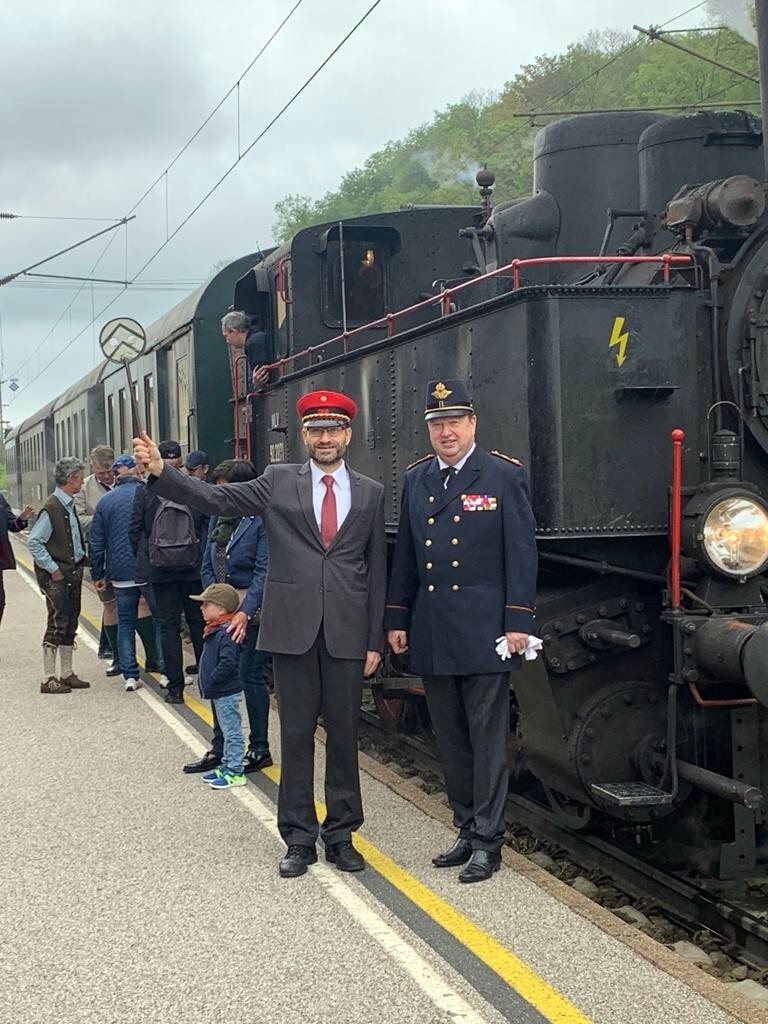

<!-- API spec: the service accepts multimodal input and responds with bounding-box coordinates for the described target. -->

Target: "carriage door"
[165,331,194,458]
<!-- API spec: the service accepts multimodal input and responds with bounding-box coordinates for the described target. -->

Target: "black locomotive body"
[236,109,768,879]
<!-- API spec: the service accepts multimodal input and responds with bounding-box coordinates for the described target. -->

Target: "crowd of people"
[8,346,538,884]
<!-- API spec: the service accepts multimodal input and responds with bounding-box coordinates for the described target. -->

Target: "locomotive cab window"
[320,227,399,329]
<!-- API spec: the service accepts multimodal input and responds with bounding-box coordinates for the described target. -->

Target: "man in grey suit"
[134,389,386,878]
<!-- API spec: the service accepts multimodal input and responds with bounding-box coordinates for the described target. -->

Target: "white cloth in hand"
[495,635,544,662]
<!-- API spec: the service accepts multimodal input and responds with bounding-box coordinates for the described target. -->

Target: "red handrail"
[254,252,693,382]
[232,353,246,459]
[669,428,685,609]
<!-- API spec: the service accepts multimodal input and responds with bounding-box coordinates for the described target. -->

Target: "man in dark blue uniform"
[385,379,537,882]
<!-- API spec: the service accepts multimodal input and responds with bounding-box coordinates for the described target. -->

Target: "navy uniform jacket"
[384,445,537,676]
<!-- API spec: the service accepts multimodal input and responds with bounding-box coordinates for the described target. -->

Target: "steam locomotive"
[10,98,768,880]
[230,107,768,879]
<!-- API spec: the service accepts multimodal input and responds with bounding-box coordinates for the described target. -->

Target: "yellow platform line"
[16,550,591,1023]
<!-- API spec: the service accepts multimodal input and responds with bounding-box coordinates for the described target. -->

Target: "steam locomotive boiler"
[232,105,768,879]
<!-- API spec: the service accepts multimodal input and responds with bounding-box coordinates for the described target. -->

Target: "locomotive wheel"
[371,685,423,734]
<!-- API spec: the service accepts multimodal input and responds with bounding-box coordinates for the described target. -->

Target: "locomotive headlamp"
[699,495,768,578]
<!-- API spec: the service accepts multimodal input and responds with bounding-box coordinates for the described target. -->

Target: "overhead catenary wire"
[7,0,306,385]
[8,0,384,403]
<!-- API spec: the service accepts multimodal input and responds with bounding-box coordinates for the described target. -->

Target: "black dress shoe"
[432,837,472,868]
[165,692,184,705]
[105,662,121,677]
[325,840,365,872]
[279,845,317,878]
[244,750,273,774]
[183,751,222,774]
[458,850,501,883]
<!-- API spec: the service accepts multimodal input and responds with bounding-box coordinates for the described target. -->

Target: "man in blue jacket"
[184,459,271,776]
[90,456,165,694]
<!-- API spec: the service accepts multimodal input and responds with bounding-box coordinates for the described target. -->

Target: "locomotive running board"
[590,782,674,807]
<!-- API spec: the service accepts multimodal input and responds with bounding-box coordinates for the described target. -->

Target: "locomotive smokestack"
[757,0,768,180]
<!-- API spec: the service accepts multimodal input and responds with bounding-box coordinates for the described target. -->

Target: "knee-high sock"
[104,623,118,659]
[136,616,158,666]
[43,645,56,681]
[59,645,74,678]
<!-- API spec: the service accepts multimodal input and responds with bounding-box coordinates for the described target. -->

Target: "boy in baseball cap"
[190,583,246,789]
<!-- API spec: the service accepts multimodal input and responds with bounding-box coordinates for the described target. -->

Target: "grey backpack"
[149,499,198,569]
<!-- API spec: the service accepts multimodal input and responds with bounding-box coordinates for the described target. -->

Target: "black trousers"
[423,672,510,852]
[272,631,364,847]
[152,578,204,696]
[0,570,5,624]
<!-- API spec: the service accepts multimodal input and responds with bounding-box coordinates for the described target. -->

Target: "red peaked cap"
[296,390,357,427]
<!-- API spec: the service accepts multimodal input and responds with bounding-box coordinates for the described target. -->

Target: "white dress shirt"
[437,443,476,483]
[310,460,351,531]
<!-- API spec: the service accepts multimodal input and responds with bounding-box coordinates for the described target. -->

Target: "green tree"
[272,23,759,242]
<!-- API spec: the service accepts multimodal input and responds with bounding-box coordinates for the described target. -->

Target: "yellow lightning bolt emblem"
[609,316,630,367]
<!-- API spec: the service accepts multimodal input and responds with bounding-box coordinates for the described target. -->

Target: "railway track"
[360,702,768,977]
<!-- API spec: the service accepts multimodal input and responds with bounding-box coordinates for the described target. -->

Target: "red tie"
[321,474,337,548]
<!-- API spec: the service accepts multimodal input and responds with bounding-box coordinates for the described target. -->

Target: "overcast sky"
[0,0,715,422]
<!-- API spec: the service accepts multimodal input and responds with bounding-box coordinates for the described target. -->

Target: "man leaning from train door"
[134,390,386,878]
[385,378,538,882]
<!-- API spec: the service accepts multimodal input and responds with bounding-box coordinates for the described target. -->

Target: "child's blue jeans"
[212,692,245,775]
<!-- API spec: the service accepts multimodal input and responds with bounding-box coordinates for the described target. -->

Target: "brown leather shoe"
[60,673,90,689]
[40,676,72,694]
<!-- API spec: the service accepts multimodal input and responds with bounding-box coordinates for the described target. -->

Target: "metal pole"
[756,0,768,181]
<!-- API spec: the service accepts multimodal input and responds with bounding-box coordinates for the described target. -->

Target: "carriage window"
[176,356,189,448]
[118,389,126,452]
[144,374,154,439]
[106,394,115,451]
[323,240,388,328]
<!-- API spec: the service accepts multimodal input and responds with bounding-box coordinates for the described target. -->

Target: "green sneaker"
[208,771,246,789]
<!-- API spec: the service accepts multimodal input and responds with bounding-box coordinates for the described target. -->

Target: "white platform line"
[139,689,490,1024]
[17,565,489,1022]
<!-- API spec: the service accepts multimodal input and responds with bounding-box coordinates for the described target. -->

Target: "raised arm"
[149,463,274,519]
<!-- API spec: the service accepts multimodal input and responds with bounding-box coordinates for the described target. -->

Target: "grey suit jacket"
[150,462,386,660]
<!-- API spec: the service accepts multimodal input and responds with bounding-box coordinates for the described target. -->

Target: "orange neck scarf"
[203,612,236,638]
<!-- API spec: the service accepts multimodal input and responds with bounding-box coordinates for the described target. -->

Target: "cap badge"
[320,394,328,402]
[432,382,452,401]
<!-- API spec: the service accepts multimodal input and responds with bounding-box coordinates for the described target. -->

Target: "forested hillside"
[273,21,759,241]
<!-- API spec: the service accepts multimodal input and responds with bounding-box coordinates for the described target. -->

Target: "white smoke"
[707,0,756,45]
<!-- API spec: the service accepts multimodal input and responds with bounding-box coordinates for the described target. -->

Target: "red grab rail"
[669,428,685,610]
[231,251,694,444]
[257,252,693,382]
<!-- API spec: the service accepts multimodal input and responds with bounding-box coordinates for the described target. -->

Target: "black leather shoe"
[432,837,473,868]
[183,751,222,774]
[325,840,365,872]
[105,662,121,677]
[458,850,501,883]
[279,845,317,878]
[165,692,184,705]
[244,750,273,774]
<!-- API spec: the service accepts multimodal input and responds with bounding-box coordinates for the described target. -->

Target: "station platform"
[2,552,765,1024]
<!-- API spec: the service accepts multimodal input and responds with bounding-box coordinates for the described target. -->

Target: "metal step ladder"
[590,782,675,807]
